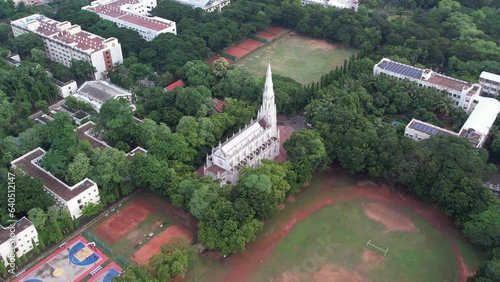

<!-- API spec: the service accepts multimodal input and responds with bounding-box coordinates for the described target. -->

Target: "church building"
[204,62,280,185]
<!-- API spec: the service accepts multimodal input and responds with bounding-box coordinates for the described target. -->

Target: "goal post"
[365,239,389,256]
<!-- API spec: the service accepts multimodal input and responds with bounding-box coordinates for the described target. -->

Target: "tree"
[32,239,40,255]
[177,60,216,87]
[149,238,191,280]
[464,204,500,248]
[212,57,229,77]
[20,254,27,264]
[119,265,155,281]
[27,208,48,231]
[81,202,103,217]
[12,33,43,58]
[41,150,69,180]
[69,60,96,81]
[128,154,174,193]
[66,153,90,185]
[97,99,135,144]
[284,129,329,183]
[90,148,128,204]
[1,174,54,215]
[0,260,7,277]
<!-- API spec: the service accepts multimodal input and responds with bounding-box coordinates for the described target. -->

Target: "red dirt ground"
[130,224,195,265]
[93,198,157,244]
[218,167,472,282]
[274,125,294,162]
[363,202,418,233]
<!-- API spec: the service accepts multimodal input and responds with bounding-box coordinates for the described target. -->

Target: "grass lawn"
[249,201,459,282]
[234,32,357,84]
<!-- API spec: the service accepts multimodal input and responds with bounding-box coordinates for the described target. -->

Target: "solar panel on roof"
[413,121,439,135]
[382,61,423,79]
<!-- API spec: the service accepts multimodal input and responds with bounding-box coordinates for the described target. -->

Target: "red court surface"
[255,26,290,41]
[15,236,108,282]
[93,198,157,244]
[130,224,194,265]
[225,39,265,59]
[87,262,122,282]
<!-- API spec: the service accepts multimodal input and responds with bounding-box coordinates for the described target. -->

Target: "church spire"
[258,61,277,128]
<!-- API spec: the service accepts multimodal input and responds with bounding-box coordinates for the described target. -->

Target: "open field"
[185,166,484,282]
[234,32,357,84]
[87,191,196,264]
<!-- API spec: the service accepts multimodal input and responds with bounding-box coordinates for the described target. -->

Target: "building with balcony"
[479,71,500,97]
[0,218,39,267]
[300,0,359,11]
[374,58,482,113]
[82,0,177,41]
[11,14,123,80]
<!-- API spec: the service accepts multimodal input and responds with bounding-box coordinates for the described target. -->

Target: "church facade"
[204,62,280,185]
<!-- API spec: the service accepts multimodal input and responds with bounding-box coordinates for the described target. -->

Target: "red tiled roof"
[206,164,226,175]
[212,98,225,113]
[427,74,470,92]
[164,80,185,91]
[258,119,268,128]
[86,0,173,32]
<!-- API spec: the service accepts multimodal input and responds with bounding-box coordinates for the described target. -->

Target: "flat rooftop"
[84,0,174,32]
[11,148,95,201]
[126,146,147,159]
[11,15,110,54]
[480,71,500,83]
[407,119,457,137]
[427,73,470,92]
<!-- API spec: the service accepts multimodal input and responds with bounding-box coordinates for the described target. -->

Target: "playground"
[16,236,107,282]
[185,166,484,282]
[86,262,122,282]
[235,32,357,84]
[88,190,196,263]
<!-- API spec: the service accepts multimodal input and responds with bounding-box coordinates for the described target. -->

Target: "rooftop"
[75,121,111,150]
[480,71,500,83]
[217,118,267,157]
[11,14,112,54]
[164,79,185,91]
[77,80,131,102]
[126,146,147,159]
[83,0,174,32]
[427,73,470,92]
[376,59,422,79]
[206,164,226,175]
[0,218,34,245]
[73,110,90,120]
[11,148,96,201]
[459,97,500,136]
[407,119,457,137]
[212,98,225,113]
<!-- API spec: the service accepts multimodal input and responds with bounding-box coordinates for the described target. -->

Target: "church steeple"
[258,61,277,128]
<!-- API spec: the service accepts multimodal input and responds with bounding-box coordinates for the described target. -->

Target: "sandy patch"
[363,202,417,233]
[312,264,362,282]
[308,39,335,50]
[278,203,285,210]
[287,196,296,203]
[357,249,384,273]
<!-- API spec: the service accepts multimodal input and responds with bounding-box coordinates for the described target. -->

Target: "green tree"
[32,239,40,255]
[464,204,500,248]
[66,153,91,185]
[12,33,43,58]
[20,254,27,264]
[69,59,97,81]
[81,202,103,217]
[0,260,7,277]
[27,208,47,231]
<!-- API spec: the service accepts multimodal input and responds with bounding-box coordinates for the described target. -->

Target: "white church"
[203,62,280,185]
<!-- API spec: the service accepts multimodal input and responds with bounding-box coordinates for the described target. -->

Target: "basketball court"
[16,236,108,282]
[86,262,122,282]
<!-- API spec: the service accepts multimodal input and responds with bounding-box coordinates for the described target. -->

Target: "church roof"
[217,118,267,157]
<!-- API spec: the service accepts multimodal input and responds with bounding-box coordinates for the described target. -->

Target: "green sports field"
[250,201,460,282]
[234,32,357,84]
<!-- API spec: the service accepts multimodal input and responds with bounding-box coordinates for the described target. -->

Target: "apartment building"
[11,148,101,219]
[11,14,123,80]
[479,71,500,97]
[82,0,176,41]
[0,218,38,267]
[300,0,359,11]
[74,80,133,112]
[172,0,231,12]
[374,58,482,113]
[13,0,52,6]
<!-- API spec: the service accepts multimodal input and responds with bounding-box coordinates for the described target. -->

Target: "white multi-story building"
[404,119,458,142]
[203,63,280,185]
[0,218,38,267]
[11,14,123,80]
[11,148,101,219]
[12,0,52,6]
[50,77,78,98]
[404,97,500,148]
[479,71,500,97]
[82,0,176,41]
[74,80,133,112]
[172,0,231,12]
[374,58,482,113]
[301,0,359,11]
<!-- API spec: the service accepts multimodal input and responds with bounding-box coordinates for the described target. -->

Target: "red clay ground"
[93,198,157,244]
[216,167,472,282]
[130,224,194,265]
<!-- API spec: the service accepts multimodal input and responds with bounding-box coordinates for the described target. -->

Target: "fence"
[117,255,130,266]
[249,34,269,44]
[83,230,113,256]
